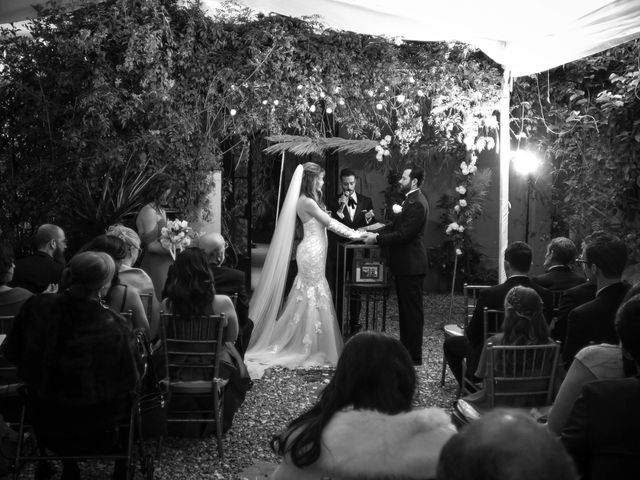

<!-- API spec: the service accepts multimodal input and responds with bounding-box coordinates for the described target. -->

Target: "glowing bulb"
[339,99,345,106]
[512,151,541,176]
[326,107,333,114]
[320,91,325,98]
[310,105,316,112]
[376,103,383,110]
[230,109,237,116]
[396,94,405,103]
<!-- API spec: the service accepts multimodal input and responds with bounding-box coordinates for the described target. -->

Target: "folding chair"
[453,341,561,427]
[458,308,504,397]
[160,312,227,459]
[440,284,491,386]
[138,292,154,319]
[549,290,564,334]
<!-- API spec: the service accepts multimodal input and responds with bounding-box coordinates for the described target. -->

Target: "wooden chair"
[549,290,564,334]
[160,312,227,459]
[440,284,491,386]
[453,341,561,427]
[138,292,154,319]
[459,308,504,397]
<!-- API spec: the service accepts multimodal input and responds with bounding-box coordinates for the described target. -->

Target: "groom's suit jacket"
[377,189,428,276]
[328,192,375,230]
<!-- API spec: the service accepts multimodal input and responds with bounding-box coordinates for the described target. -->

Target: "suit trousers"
[395,274,425,362]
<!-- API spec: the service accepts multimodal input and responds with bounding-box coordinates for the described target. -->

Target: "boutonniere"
[392,204,403,214]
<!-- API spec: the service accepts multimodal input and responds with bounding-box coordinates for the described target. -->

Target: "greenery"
[512,40,640,259]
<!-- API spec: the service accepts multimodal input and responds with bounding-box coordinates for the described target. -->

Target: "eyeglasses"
[575,258,588,265]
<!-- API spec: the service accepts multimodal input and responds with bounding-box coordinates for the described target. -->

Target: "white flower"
[456,248,463,255]
[262,100,268,105]
[339,99,345,105]
[460,161,468,170]
[181,220,188,229]
[455,185,467,195]
[459,199,467,207]
[376,103,383,110]
[161,227,168,236]
[326,107,333,114]
[384,86,390,92]
[396,94,405,103]
[384,135,392,143]
[392,204,403,214]
[383,149,390,157]
[454,205,460,213]
[409,76,415,83]
[379,139,387,147]
[458,225,465,232]
[448,222,460,231]
[461,167,469,175]
[297,84,303,90]
[375,145,383,152]
[320,91,325,98]
[446,226,453,235]
[310,105,316,112]
[417,89,424,97]
[468,165,478,174]
[367,90,374,97]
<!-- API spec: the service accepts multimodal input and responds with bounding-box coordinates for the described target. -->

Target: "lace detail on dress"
[245,218,344,378]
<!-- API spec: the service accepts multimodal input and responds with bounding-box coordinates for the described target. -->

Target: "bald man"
[198,232,253,356]
[11,224,67,293]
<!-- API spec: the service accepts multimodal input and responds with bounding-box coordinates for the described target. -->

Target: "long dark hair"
[501,286,549,345]
[300,162,325,208]
[165,247,215,318]
[271,332,416,467]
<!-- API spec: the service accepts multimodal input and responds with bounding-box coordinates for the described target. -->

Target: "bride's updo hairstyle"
[300,162,325,208]
[62,251,115,298]
[271,331,416,468]
[502,286,549,345]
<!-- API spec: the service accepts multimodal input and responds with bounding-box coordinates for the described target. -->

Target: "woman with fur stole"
[270,331,456,480]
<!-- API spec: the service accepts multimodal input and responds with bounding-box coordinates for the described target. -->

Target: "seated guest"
[80,235,151,336]
[461,286,557,409]
[106,224,160,339]
[444,241,553,385]
[0,241,32,316]
[562,231,629,367]
[561,294,640,479]
[163,247,247,434]
[438,410,577,480]
[198,232,253,356]
[533,237,585,291]
[552,281,597,344]
[271,332,456,480]
[11,224,67,293]
[3,252,140,480]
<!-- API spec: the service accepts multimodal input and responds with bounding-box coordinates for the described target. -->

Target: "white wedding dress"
[245,217,344,379]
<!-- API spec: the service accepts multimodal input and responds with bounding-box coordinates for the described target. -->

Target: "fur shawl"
[271,407,456,480]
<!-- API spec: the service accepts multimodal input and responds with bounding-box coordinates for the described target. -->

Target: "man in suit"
[198,232,253,356]
[11,224,67,293]
[552,281,597,343]
[364,165,428,365]
[533,237,585,291]
[443,241,553,385]
[562,231,629,367]
[328,168,375,334]
[561,294,640,479]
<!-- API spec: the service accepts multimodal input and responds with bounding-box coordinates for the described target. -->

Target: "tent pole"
[498,67,511,283]
[276,151,285,220]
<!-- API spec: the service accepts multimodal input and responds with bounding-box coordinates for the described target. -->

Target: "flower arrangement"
[160,219,192,260]
[374,135,392,161]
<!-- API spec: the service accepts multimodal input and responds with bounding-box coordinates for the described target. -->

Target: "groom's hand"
[363,233,378,245]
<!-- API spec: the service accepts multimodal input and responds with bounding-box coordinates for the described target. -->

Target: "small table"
[336,243,390,335]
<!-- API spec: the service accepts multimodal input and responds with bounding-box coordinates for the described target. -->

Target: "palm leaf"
[264,135,379,157]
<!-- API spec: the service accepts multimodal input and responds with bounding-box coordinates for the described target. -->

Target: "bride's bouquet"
[160,219,192,260]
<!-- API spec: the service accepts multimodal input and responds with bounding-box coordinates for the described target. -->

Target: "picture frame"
[354,260,385,283]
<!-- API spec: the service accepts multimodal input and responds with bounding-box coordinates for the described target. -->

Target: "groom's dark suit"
[377,189,428,363]
[327,192,375,331]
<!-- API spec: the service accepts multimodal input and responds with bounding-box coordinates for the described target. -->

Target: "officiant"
[327,168,375,334]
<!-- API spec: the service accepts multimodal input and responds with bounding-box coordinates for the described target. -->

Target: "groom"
[364,165,428,365]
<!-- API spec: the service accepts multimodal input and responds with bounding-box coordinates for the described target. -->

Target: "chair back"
[160,312,227,384]
[228,293,238,308]
[482,308,504,340]
[0,316,19,391]
[550,289,563,322]
[485,341,561,409]
[463,284,491,328]
[138,292,154,318]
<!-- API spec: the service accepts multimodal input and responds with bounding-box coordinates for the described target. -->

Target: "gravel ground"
[20,293,463,480]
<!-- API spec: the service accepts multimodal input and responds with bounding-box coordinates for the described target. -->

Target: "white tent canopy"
[3,0,640,279]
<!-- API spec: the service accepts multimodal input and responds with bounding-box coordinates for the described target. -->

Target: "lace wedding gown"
[245,217,344,378]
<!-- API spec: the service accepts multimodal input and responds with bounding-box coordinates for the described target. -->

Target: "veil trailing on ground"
[247,164,304,351]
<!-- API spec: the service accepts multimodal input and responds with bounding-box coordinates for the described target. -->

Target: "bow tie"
[347,197,357,208]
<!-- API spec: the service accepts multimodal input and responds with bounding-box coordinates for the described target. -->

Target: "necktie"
[347,196,356,208]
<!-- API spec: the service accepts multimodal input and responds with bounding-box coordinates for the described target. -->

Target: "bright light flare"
[512,150,541,176]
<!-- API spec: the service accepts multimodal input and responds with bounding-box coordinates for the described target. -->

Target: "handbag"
[134,329,169,439]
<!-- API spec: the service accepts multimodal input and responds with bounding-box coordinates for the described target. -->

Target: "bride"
[246,162,365,379]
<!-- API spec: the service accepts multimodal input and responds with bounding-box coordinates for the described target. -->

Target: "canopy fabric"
[231,0,640,77]
[3,0,640,76]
